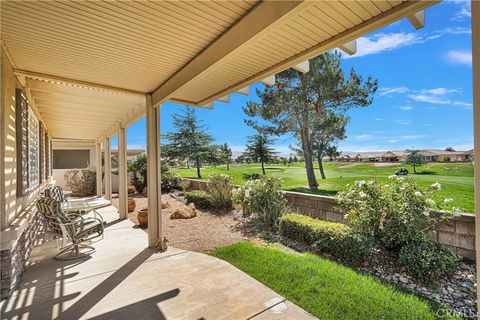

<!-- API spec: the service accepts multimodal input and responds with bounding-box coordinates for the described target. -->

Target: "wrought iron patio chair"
[36,197,104,260]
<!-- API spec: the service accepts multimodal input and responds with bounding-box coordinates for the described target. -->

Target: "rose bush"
[336,176,463,250]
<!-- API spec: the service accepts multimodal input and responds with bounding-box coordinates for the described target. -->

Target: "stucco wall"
[182,178,476,260]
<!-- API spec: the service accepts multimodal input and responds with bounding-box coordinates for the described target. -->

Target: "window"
[53,150,90,169]
[15,88,43,194]
[27,106,40,188]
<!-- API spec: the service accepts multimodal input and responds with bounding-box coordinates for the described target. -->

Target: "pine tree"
[244,52,377,188]
[162,107,214,178]
[243,132,276,175]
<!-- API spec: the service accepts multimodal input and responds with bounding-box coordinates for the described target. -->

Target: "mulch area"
[111,193,256,253]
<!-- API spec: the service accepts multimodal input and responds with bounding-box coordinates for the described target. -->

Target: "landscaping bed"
[213,242,459,320]
[113,193,255,253]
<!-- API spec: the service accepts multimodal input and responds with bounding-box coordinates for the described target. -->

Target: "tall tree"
[162,107,214,178]
[405,149,426,174]
[243,132,276,175]
[312,111,348,179]
[219,143,233,170]
[244,52,378,188]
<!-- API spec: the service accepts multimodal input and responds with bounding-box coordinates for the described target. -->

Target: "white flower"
[425,198,436,206]
[431,182,442,190]
[444,198,453,204]
[388,175,397,180]
[423,210,430,217]
[344,214,349,219]
[452,207,465,217]
[358,191,367,198]
[355,180,366,187]
[414,191,423,197]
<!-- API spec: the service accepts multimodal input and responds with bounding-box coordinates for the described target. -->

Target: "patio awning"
[1,0,437,140]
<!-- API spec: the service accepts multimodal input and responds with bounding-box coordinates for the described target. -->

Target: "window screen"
[53,150,90,169]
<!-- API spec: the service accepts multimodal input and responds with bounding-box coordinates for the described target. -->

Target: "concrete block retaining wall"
[181,178,476,260]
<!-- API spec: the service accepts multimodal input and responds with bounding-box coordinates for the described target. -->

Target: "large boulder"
[170,203,196,219]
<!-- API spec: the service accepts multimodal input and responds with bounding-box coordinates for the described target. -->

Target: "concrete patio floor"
[0,204,317,320]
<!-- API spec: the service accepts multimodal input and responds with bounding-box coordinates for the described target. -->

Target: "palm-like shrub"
[207,174,234,209]
[233,176,289,229]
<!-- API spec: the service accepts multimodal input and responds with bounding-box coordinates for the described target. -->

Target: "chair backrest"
[36,197,74,238]
[44,186,68,202]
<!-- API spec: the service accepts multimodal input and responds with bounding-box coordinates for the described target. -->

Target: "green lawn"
[171,161,475,213]
[212,242,458,320]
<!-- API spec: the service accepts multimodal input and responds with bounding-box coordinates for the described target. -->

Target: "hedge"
[279,213,372,263]
[185,190,212,209]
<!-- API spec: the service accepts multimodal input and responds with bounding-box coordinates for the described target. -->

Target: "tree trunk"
[318,156,326,179]
[304,148,318,188]
[227,162,229,170]
[195,156,201,179]
[413,163,417,174]
[261,160,266,175]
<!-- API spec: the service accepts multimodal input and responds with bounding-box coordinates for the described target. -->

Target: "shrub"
[207,174,234,209]
[127,154,147,193]
[185,190,212,209]
[64,168,96,196]
[399,238,460,283]
[243,173,262,181]
[279,214,372,263]
[179,179,191,193]
[336,177,462,250]
[233,177,289,229]
[161,172,180,192]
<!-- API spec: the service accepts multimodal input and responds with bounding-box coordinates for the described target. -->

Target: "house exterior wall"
[52,141,96,191]
[182,178,475,260]
[1,49,52,298]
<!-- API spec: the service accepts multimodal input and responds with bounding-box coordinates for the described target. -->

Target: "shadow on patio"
[0,205,316,320]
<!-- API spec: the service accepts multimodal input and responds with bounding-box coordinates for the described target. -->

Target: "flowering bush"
[336,177,462,250]
[233,177,289,229]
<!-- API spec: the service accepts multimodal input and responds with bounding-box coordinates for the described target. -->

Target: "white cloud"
[379,85,472,109]
[400,134,429,140]
[449,0,471,20]
[394,119,411,126]
[408,94,472,108]
[344,26,471,59]
[399,106,413,111]
[374,118,384,121]
[353,134,374,141]
[345,33,422,58]
[379,87,410,96]
[444,50,472,66]
[420,88,460,95]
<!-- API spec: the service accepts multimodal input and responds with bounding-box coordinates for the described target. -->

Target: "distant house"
[381,150,407,162]
[419,149,470,162]
[333,149,472,163]
[356,152,386,162]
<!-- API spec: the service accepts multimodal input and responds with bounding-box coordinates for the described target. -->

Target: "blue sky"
[114,1,473,155]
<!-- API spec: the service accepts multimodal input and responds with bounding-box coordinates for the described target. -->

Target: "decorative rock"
[399,276,409,284]
[161,202,171,209]
[170,203,197,219]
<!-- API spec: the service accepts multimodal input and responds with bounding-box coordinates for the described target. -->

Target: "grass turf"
[171,161,475,213]
[212,242,458,320]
